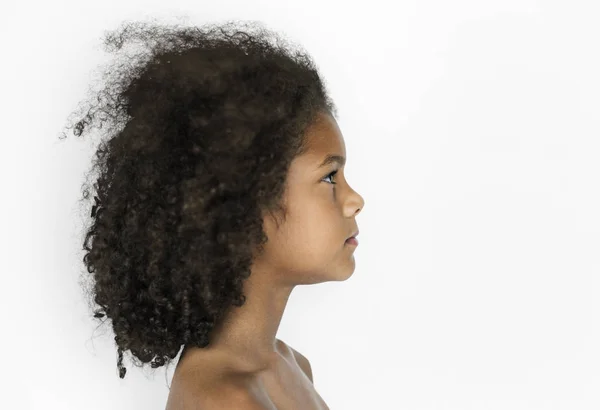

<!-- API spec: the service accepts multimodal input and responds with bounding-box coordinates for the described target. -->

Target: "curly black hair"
[59,18,337,380]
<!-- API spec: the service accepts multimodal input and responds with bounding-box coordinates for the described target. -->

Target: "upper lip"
[348,229,359,239]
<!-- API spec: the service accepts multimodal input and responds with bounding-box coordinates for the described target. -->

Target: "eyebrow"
[317,154,346,169]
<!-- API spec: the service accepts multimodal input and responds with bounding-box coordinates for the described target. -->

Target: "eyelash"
[322,170,338,185]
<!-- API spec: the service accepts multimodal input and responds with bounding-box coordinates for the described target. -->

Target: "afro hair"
[60,18,337,379]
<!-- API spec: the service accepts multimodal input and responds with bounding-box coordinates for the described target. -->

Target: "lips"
[347,229,359,240]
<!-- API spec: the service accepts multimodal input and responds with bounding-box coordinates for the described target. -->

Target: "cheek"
[286,223,342,261]
[282,199,342,254]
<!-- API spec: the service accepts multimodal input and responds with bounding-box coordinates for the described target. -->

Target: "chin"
[334,258,356,281]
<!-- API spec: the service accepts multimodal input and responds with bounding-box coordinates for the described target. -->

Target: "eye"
[322,170,338,185]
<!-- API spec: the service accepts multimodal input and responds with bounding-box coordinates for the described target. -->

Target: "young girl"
[64,19,364,409]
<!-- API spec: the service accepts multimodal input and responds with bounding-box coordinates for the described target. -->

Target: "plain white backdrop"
[1,0,599,409]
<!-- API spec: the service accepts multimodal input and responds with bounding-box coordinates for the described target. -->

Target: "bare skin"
[166,111,365,409]
[167,339,328,409]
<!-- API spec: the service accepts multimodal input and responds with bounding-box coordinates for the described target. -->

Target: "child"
[63,18,364,409]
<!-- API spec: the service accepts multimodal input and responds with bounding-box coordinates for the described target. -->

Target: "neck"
[179,268,296,374]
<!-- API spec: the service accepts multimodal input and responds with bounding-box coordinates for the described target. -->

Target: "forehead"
[286,113,346,186]
[303,113,346,160]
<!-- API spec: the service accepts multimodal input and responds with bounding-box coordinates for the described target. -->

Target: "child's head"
[63,19,362,379]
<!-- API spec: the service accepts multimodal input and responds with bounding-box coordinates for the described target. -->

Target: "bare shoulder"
[166,375,277,410]
[280,340,314,383]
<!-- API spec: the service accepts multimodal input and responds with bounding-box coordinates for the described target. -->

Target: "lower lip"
[345,237,358,246]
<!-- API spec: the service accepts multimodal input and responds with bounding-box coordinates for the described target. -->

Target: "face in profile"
[253,112,365,285]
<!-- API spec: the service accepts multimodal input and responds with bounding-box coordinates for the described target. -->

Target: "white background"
[2,0,599,409]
